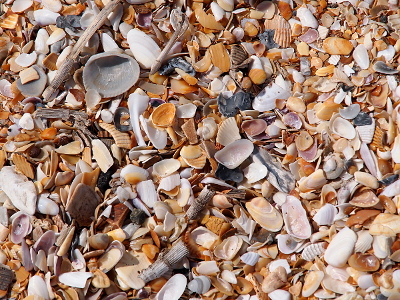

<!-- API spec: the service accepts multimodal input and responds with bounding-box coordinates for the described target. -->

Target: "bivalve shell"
[246,197,283,232]
[214,236,243,260]
[354,230,373,253]
[324,227,357,268]
[216,117,241,146]
[330,116,356,139]
[215,139,254,169]
[281,195,311,239]
[127,29,161,69]
[302,271,324,297]
[188,276,211,294]
[240,252,260,266]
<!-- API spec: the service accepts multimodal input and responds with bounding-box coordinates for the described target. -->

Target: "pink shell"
[11,213,32,244]
[298,138,317,161]
[241,119,268,137]
[299,28,319,44]
[283,112,302,129]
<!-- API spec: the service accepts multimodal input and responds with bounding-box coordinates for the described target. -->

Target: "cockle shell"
[281,196,311,239]
[188,276,211,294]
[127,29,161,69]
[151,103,176,128]
[302,271,324,297]
[355,230,373,253]
[324,227,357,268]
[215,139,254,169]
[312,204,336,226]
[216,117,241,146]
[83,52,139,97]
[246,197,283,232]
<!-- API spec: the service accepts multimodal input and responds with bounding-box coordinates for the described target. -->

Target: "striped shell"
[356,119,375,144]
[99,123,132,149]
[301,242,327,261]
[264,15,291,48]
[230,44,248,67]
[354,230,373,253]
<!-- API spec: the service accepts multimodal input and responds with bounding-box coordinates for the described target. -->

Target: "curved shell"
[301,242,327,261]
[302,271,324,297]
[246,197,283,232]
[11,213,32,244]
[241,119,268,137]
[277,234,304,254]
[312,204,336,226]
[98,240,125,273]
[215,139,254,169]
[16,65,47,97]
[281,196,311,239]
[214,236,243,260]
[216,117,241,146]
[324,227,357,268]
[339,103,360,120]
[153,159,181,177]
[240,252,260,266]
[243,162,268,183]
[330,116,356,139]
[83,52,139,97]
[349,187,379,207]
[121,164,149,184]
[151,103,176,127]
[188,276,211,294]
[127,28,161,69]
[357,120,375,144]
[155,274,187,300]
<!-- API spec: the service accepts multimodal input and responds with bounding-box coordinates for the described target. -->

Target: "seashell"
[322,275,356,294]
[373,61,399,74]
[324,227,357,268]
[140,116,167,150]
[209,42,231,73]
[323,37,354,55]
[216,117,241,146]
[275,234,302,254]
[136,180,157,208]
[268,289,291,300]
[121,164,149,184]
[215,139,254,169]
[249,56,267,85]
[127,29,161,69]
[330,116,356,139]
[221,269,237,284]
[353,44,369,69]
[283,112,302,129]
[241,119,268,137]
[17,65,47,97]
[210,2,225,22]
[252,82,291,112]
[348,253,380,272]
[298,169,327,193]
[301,242,327,261]
[153,201,171,220]
[153,159,180,177]
[0,166,37,215]
[240,252,260,266]
[196,261,220,276]
[349,187,379,207]
[28,275,50,299]
[263,15,291,48]
[357,122,375,145]
[295,131,313,151]
[296,7,318,28]
[231,44,248,67]
[243,162,268,183]
[98,240,125,273]
[15,52,37,68]
[199,117,217,140]
[181,145,202,160]
[214,236,243,260]
[217,0,233,11]
[392,136,400,164]
[176,103,196,119]
[188,276,211,294]
[99,122,132,149]
[370,213,400,236]
[262,266,287,293]
[246,197,283,232]
[92,139,114,173]
[55,141,83,155]
[33,9,60,26]
[302,270,324,297]
[83,52,139,98]
[12,152,34,179]
[281,195,311,239]
[354,171,379,189]
[339,104,360,119]
[312,204,336,226]
[191,226,219,249]
[89,233,110,250]
[59,272,93,288]
[11,213,31,244]
[151,103,176,128]
[37,194,59,215]
[46,28,65,45]
[12,0,33,13]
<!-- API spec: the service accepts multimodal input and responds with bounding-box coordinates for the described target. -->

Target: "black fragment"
[379,174,399,186]
[353,112,372,126]
[56,15,82,31]
[97,164,117,194]
[130,208,147,225]
[215,164,243,183]
[218,92,254,117]
[159,57,195,76]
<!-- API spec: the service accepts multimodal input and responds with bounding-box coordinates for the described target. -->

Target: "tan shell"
[349,187,379,207]
[246,197,283,232]
[295,131,314,151]
[264,15,291,48]
[0,13,19,29]
[209,43,231,73]
[151,103,176,128]
[12,153,34,179]
[99,123,132,149]
[19,67,39,84]
[216,117,241,146]
[42,52,58,71]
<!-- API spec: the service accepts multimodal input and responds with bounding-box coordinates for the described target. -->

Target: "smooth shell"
[246,197,283,232]
[215,139,254,169]
[324,227,357,268]
[281,196,311,239]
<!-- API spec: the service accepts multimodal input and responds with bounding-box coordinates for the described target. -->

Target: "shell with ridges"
[324,227,357,268]
[354,230,373,253]
[301,242,327,261]
[216,117,241,146]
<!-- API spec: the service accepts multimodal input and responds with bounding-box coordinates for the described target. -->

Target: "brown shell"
[0,14,19,29]
[348,253,380,272]
[210,42,231,73]
[99,122,132,149]
[349,187,379,207]
[231,44,248,67]
[370,125,385,151]
[12,153,34,179]
[42,53,59,71]
[264,15,292,48]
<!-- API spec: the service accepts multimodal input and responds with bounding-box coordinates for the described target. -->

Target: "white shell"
[46,28,65,45]
[217,0,234,11]
[277,234,304,254]
[268,289,291,300]
[353,44,369,69]
[15,52,37,68]
[128,93,150,147]
[199,117,217,140]
[12,0,33,12]
[101,32,120,52]
[176,103,197,118]
[297,7,319,28]
[153,201,171,220]
[358,274,376,290]
[28,275,50,300]
[92,139,114,173]
[324,227,357,268]
[191,227,219,249]
[339,104,360,119]
[325,265,349,282]
[243,162,268,183]
[215,139,254,169]
[196,261,220,275]
[153,159,181,177]
[302,270,324,297]
[356,119,375,144]
[214,236,243,260]
[301,242,327,261]
[59,272,93,288]
[85,89,101,110]
[269,259,291,274]
[354,171,379,189]
[188,276,211,294]
[136,180,158,208]
[312,204,336,226]
[121,164,149,182]
[127,29,161,69]
[281,196,311,240]
[354,230,373,253]
[253,83,291,111]
[210,2,225,21]
[33,9,60,26]
[140,116,167,150]
[330,116,356,139]
[37,195,59,215]
[155,274,187,300]
[221,269,237,284]
[19,113,35,130]
[42,0,62,12]
[240,252,260,266]
[322,275,355,294]
[216,117,241,146]
[373,235,393,259]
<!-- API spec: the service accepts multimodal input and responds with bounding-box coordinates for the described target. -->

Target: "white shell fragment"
[92,139,114,173]
[127,29,161,69]
[215,139,254,169]
[324,227,357,268]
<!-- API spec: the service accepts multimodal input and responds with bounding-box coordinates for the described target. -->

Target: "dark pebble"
[130,208,147,225]
[28,146,41,158]
[114,107,132,132]
[97,165,117,194]
[159,57,195,76]
[215,164,243,183]
[258,30,280,49]
[56,15,81,31]
[217,94,237,117]
[353,112,372,126]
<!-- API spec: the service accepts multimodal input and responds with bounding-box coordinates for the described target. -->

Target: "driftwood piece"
[252,146,295,193]
[42,0,123,101]
[185,185,215,220]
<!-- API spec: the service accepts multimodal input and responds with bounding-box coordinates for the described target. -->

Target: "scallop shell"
[188,276,211,294]
[99,123,132,149]
[215,139,254,169]
[264,15,291,48]
[16,65,47,97]
[216,117,241,146]
[230,44,248,67]
[240,252,260,266]
[246,197,283,232]
[281,195,311,240]
[324,227,357,268]
[354,230,373,253]
[357,119,375,144]
[312,203,336,226]
[83,52,139,97]
[301,242,327,261]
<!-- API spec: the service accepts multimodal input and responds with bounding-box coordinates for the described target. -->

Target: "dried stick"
[185,185,215,220]
[42,0,123,101]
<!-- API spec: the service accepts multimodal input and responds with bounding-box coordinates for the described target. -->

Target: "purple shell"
[21,97,42,104]
[136,12,152,28]
[299,28,319,44]
[22,238,34,271]
[298,138,318,161]
[11,213,31,244]
[33,230,56,255]
[283,112,302,129]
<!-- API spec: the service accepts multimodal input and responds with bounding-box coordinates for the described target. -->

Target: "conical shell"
[357,121,375,144]
[324,227,357,268]
[246,197,283,232]
[216,117,241,146]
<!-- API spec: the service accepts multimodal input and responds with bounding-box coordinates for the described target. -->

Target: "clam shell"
[151,103,176,128]
[301,242,327,261]
[253,82,291,112]
[98,240,125,273]
[216,117,241,146]
[16,65,47,97]
[241,119,268,137]
[324,227,357,268]
[191,226,219,249]
[312,204,336,226]
[354,171,379,189]
[322,275,355,294]
[330,116,356,139]
[264,15,291,47]
[302,271,324,297]
[323,37,354,55]
[281,195,311,239]
[240,252,260,266]
[127,28,161,69]
[353,44,369,69]
[243,162,268,183]
[136,180,158,208]
[83,52,139,97]
[196,261,220,275]
[199,117,217,140]
[140,116,167,150]
[373,235,393,258]
[246,197,283,232]
[28,275,50,299]
[121,164,149,184]
[154,274,187,300]
[188,276,211,294]
[215,139,254,169]
[339,104,360,120]
[268,289,291,300]
[153,159,181,177]
[92,139,114,173]
[11,213,32,244]
[277,234,304,254]
[59,272,93,288]
[214,236,243,260]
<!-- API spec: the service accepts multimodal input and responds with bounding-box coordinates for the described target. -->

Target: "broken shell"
[240,252,260,266]
[330,116,356,139]
[83,52,139,97]
[216,117,241,146]
[59,272,93,288]
[298,169,327,193]
[88,233,110,250]
[301,242,327,261]
[246,197,283,232]
[349,187,379,207]
[339,104,360,120]
[313,204,336,226]
[151,103,176,127]
[281,195,311,239]
[354,171,379,189]
[188,276,211,294]
[323,37,354,55]
[295,131,314,151]
[11,213,31,244]
[121,164,149,184]
[16,65,47,97]
[302,271,324,297]
[324,227,357,268]
[348,253,380,272]
[98,240,125,273]
[355,230,373,253]
[214,236,243,260]
[215,139,254,169]
[153,159,180,177]
[262,266,287,293]
[92,139,114,173]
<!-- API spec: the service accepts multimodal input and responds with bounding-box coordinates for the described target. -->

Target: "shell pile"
[2,0,400,299]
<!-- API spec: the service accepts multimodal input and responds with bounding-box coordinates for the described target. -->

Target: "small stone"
[130,208,147,225]
[297,42,309,56]
[353,112,372,126]
[215,164,244,183]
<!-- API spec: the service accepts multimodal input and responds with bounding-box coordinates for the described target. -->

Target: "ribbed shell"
[354,230,373,253]
[0,265,13,290]
[216,117,241,146]
[264,15,291,48]
[370,125,385,151]
[230,44,248,67]
[388,14,400,34]
[356,119,375,144]
[301,242,327,261]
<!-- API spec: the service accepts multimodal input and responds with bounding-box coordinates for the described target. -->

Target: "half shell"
[246,197,283,232]
[281,195,311,239]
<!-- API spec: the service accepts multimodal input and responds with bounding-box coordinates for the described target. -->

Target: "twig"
[42,0,123,102]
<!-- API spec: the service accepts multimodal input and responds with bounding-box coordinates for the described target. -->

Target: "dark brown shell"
[0,265,13,290]
[230,44,248,67]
